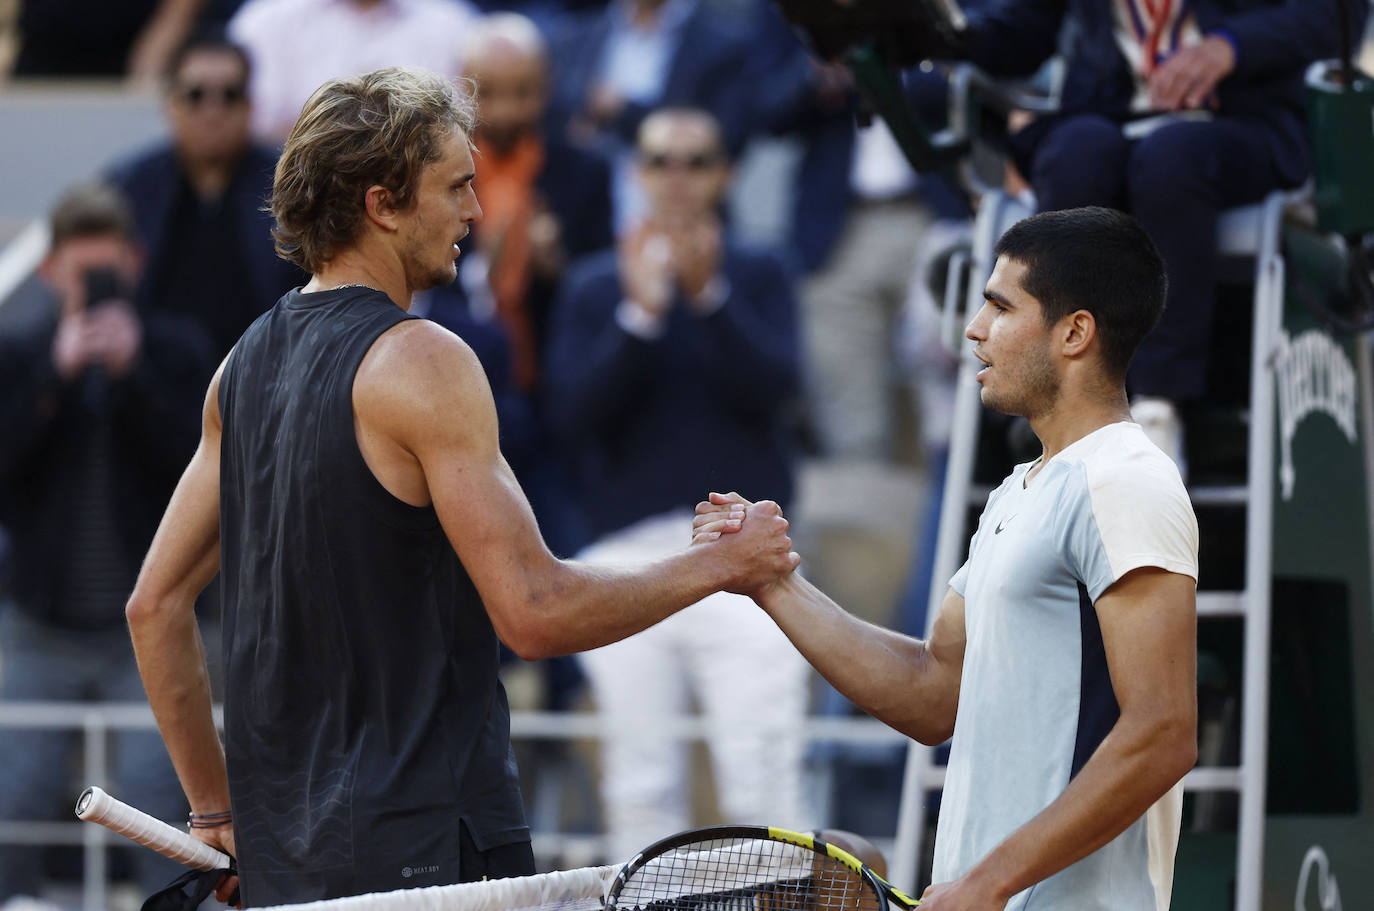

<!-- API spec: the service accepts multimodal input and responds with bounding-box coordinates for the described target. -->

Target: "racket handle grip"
[75,786,232,872]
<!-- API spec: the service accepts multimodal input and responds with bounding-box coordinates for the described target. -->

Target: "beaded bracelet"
[188,809,233,829]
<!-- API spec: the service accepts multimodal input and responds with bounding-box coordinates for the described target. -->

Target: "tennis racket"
[606,825,920,911]
[75,786,234,872]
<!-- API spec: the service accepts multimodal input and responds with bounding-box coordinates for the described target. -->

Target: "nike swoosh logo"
[995,514,1015,534]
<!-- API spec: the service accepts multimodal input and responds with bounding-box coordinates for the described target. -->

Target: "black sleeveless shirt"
[217,287,527,906]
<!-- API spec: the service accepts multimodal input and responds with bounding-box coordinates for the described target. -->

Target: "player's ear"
[1061,309,1097,359]
[363,185,402,233]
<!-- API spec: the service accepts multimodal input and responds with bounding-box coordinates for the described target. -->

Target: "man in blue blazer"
[544,108,810,859]
[963,0,1364,466]
[107,27,305,359]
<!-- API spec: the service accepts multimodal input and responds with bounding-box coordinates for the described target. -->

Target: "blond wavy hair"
[270,67,477,273]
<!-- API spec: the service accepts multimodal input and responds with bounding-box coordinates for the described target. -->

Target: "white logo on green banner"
[1274,330,1359,501]
[1296,845,1342,911]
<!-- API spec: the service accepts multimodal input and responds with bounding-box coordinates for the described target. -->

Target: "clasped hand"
[619,217,723,320]
[691,491,800,596]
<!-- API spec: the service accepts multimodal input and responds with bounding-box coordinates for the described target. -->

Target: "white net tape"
[254,865,619,911]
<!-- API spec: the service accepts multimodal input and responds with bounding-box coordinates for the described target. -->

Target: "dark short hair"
[165,25,251,86]
[49,182,136,250]
[994,206,1167,379]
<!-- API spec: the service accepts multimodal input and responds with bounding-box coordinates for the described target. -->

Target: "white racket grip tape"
[76,786,232,872]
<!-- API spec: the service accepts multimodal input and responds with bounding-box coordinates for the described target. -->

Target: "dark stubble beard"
[402,231,459,292]
[983,339,1061,419]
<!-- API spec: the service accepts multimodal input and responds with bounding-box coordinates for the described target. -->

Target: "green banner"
[1262,226,1374,910]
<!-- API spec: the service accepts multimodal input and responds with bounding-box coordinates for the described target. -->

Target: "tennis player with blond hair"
[125,66,799,908]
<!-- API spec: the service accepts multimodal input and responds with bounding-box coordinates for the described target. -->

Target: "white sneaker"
[1132,396,1187,481]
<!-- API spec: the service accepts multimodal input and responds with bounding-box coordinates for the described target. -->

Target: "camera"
[771,0,967,67]
[82,267,130,309]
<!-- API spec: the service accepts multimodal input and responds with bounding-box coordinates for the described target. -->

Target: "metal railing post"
[82,708,109,911]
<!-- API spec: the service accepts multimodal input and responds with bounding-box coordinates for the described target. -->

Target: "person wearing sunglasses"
[544,107,811,862]
[105,26,306,361]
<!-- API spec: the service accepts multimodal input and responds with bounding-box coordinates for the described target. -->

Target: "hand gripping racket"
[606,825,920,911]
[75,786,234,872]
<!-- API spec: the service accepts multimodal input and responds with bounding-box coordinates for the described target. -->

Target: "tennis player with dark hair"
[124,65,799,908]
[699,207,1199,911]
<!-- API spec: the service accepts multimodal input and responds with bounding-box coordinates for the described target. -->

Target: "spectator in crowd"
[10,0,204,82]
[442,11,613,399]
[544,108,810,861]
[107,27,306,359]
[962,0,1366,470]
[417,11,614,559]
[0,183,215,903]
[544,0,753,228]
[228,0,479,143]
[398,13,616,739]
[795,86,970,465]
[746,0,977,464]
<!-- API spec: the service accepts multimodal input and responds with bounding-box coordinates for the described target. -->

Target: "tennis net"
[254,840,845,911]
[254,865,619,911]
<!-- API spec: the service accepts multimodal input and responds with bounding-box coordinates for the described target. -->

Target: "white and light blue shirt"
[936,421,1199,911]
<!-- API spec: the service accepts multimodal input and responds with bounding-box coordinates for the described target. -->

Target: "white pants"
[577,511,812,862]
[802,199,935,461]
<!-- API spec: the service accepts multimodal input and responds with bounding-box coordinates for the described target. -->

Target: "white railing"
[0,700,909,911]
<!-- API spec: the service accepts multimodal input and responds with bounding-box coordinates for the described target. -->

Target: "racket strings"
[616,837,878,911]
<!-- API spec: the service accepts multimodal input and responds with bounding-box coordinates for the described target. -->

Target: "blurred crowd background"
[0,0,1371,907]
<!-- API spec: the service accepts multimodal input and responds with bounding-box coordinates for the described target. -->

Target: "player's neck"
[1027,388,1131,477]
[307,247,411,311]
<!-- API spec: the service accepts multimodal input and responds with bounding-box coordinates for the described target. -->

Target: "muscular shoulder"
[353,318,496,450]
[356,318,487,406]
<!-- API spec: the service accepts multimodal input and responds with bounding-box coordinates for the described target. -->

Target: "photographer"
[0,182,214,904]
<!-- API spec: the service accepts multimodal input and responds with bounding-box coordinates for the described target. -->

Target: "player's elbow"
[124,585,164,631]
[1149,714,1198,786]
[500,626,560,662]
[879,699,955,745]
[914,719,957,747]
[490,604,562,661]
[1167,724,1199,781]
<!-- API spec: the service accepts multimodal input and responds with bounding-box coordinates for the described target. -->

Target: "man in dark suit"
[107,26,305,359]
[963,0,1364,469]
[544,107,810,859]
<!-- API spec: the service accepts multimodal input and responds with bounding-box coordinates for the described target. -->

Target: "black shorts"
[459,820,535,881]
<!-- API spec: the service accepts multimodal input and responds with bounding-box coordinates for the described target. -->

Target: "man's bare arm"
[921,567,1197,910]
[749,576,965,745]
[356,322,799,660]
[125,359,233,856]
[692,493,965,744]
